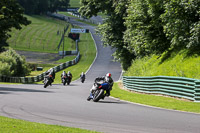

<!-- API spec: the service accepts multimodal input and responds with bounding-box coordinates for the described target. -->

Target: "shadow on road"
[98,100,127,104]
[0,87,52,94]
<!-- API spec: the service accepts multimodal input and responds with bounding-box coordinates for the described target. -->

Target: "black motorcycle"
[44,74,53,88]
[80,75,85,83]
[62,75,67,86]
[93,83,105,102]
[66,75,72,85]
[87,79,108,102]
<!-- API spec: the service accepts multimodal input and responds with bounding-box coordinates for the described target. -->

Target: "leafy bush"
[0,62,11,76]
[0,48,30,76]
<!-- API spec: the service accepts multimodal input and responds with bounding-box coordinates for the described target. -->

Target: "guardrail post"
[194,80,200,102]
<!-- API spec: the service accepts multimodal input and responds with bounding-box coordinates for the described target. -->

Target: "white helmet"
[106,73,111,78]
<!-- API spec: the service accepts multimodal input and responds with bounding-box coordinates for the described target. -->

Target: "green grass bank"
[125,50,200,79]
[8,15,74,53]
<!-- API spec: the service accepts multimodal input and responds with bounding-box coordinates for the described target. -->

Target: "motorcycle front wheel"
[44,79,49,88]
[93,89,104,102]
[62,79,66,86]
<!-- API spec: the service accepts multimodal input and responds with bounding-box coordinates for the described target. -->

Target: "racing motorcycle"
[80,75,85,83]
[61,75,67,86]
[43,74,53,88]
[87,79,109,102]
[66,74,72,85]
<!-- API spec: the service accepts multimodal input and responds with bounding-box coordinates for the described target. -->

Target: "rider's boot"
[87,93,93,101]
[102,94,105,99]
[87,96,91,101]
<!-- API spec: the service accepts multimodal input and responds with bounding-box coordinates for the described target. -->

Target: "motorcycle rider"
[67,71,72,82]
[80,72,86,82]
[45,68,55,86]
[61,71,67,83]
[87,73,113,100]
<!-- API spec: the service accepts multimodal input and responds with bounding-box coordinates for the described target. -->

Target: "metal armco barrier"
[123,76,200,102]
[0,52,80,84]
[195,80,200,101]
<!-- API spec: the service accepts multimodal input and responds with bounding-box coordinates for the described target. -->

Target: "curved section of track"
[0,17,200,133]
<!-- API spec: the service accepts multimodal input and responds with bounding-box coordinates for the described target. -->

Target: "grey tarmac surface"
[0,15,200,133]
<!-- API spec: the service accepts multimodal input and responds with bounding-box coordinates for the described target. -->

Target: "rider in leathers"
[80,72,86,82]
[61,71,67,82]
[45,68,55,86]
[67,71,72,83]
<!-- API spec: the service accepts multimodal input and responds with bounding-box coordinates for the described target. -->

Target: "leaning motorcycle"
[44,74,53,88]
[87,79,109,102]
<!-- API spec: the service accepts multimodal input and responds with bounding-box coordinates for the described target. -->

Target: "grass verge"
[0,116,98,133]
[112,82,200,113]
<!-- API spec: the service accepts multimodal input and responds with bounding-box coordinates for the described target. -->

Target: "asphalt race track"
[0,16,200,133]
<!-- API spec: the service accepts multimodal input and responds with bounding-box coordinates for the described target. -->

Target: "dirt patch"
[16,50,62,64]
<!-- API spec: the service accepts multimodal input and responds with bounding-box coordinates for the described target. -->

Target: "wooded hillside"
[79,0,200,70]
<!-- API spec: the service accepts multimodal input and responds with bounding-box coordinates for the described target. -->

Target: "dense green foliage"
[125,0,200,57]
[79,0,200,70]
[17,0,70,15]
[0,48,30,76]
[124,0,170,57]
[0,0,30,52]
[8,15,73,53]
[161,0,200,51]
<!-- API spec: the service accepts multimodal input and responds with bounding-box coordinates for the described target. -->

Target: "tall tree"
[161,0,200,51]
[17,0,70,15]
[79,0,135,70]
[0,0,30,52]
[124,0,170,57]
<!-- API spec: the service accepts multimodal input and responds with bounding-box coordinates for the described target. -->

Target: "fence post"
[194,80,200,102]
